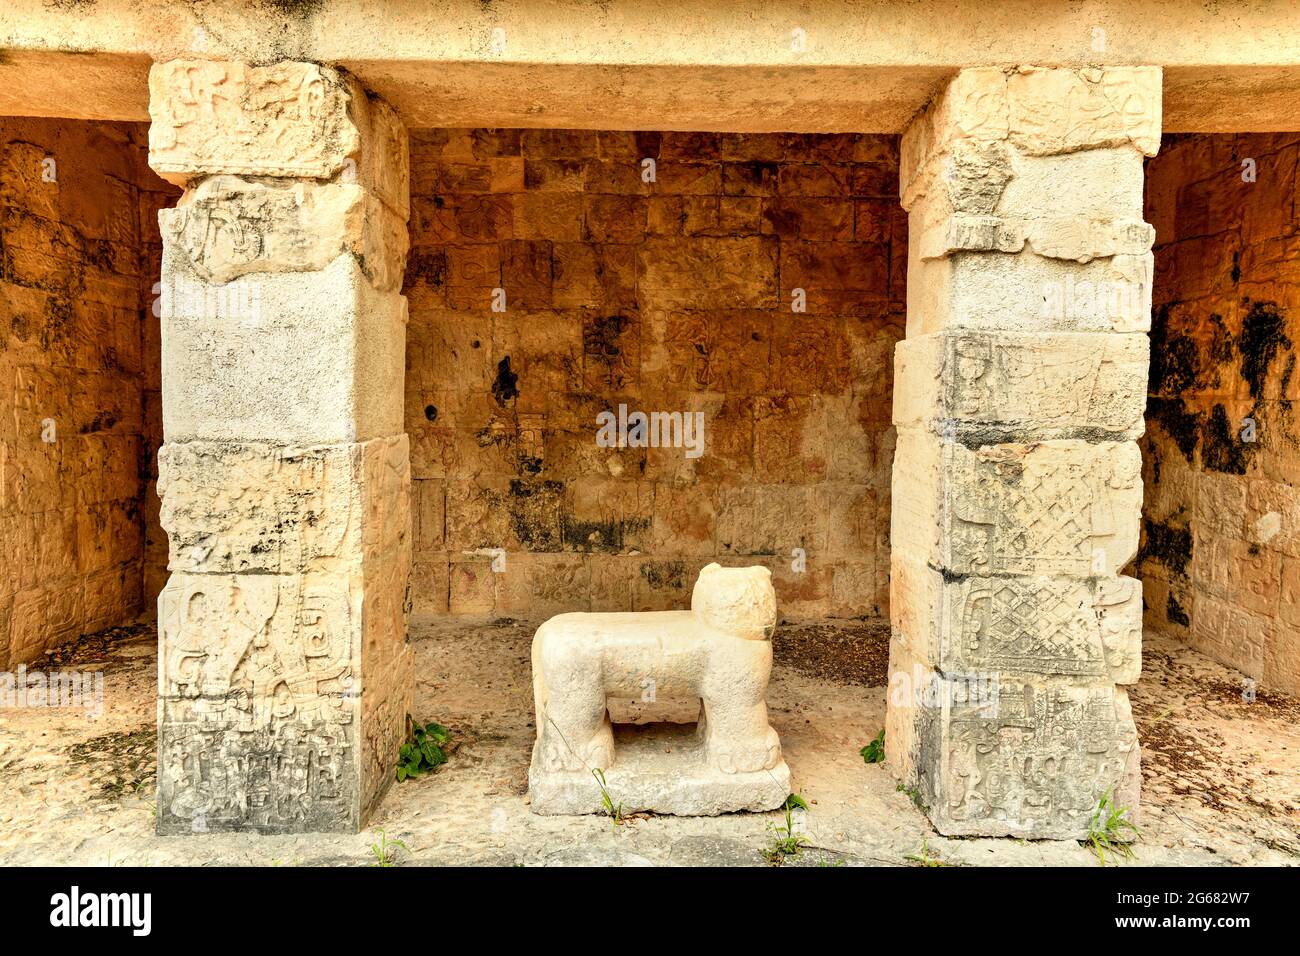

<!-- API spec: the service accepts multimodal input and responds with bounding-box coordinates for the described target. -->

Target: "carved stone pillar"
[886,67,1160,838]
[148,61,412,834]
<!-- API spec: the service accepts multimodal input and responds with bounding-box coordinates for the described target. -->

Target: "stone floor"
[0,617,1296,866]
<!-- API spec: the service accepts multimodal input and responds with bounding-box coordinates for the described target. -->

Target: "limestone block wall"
[1139,132,1300,694]
[0,117,174,669]
[403,129,906,621]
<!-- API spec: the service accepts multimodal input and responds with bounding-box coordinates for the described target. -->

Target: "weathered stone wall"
[1139,132,1300,695]
[404,129,905,621]
[0,117,174,669]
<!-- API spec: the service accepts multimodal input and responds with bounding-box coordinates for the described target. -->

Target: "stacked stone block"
[1140,132,1300,695]
[403,130,906,621]
[148,61,412,833]
[0,118,171,668]
[886,67,1160,837]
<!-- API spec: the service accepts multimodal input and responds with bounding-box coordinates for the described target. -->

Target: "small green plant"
[896,781,926,810]
[370,829,409,867]
[904,837,947,867]
[860,729,885,764]
[396,718,449,781]
[592,768,623,826]
[1084,789,1139,866]
[762,793,810,865]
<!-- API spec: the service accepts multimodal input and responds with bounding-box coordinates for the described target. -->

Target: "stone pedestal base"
[529,723,791,816]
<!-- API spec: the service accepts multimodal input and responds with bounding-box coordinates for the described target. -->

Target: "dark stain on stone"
[1167,593,1190,627]
[1201,402,1254,474]
[1148,440,1162,485]
[1139,516,1192,577]
[492,356,519,405]
[81,411,118,434]
[561,515,650,553]
[1205,312,1235,373]
[583,313,630,361]
[955,423,1129,448]
[1149,304,1236,397]
[404,249,447,288]
[1148,302,1202,395]
[505,478,562,551]
[640,560,685,590]
[1145,396,1202,463]
[1238,300,1291,399]
[1231,251,1241,284]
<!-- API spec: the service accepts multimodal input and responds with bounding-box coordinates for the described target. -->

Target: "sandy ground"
[0,617,1295,867]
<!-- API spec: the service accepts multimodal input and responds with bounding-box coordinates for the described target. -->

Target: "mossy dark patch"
[403,249,447,288]
[1139,516,1193,576]
[1167,593,1190,627]
[1149,305,1235,397]
[491,356,519,405]
[1148,302,1201,395]
[640,560,685,590]
[1145,396,1201,462]
[1201,402,1254,474]
[504,478,562,550]
[560,515,651,553]
[1238,300,1291,399]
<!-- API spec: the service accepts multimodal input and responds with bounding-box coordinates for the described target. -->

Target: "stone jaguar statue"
[530,563,784,780]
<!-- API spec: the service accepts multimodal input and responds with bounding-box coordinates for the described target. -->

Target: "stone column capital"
[901,65,1163,210]
[147,59,409,219]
